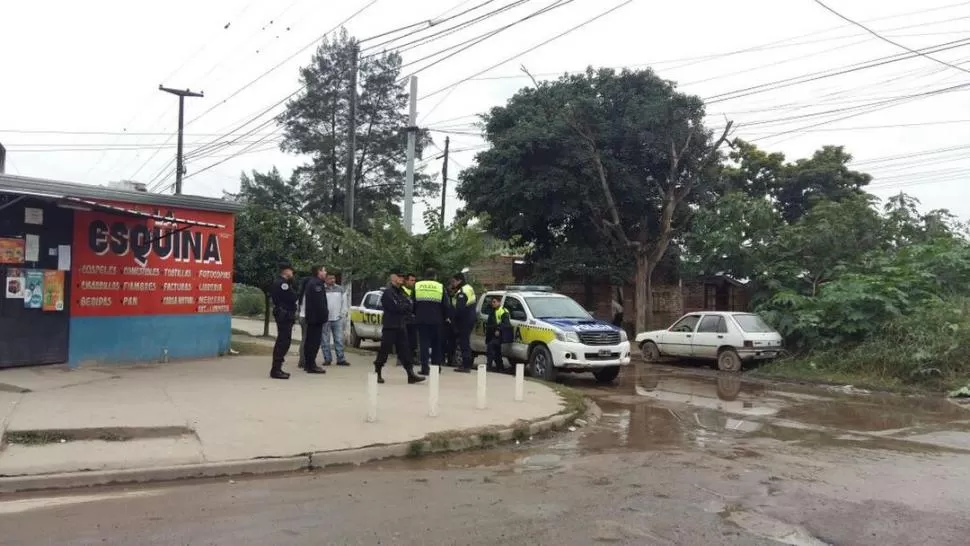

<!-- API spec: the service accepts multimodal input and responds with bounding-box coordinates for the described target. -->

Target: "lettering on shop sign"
[86,211,222,267]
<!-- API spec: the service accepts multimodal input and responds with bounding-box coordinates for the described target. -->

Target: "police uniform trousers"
[417,323,443,372]
[303,320,326,369]
[375,327,415,370]
[272,310,295,370]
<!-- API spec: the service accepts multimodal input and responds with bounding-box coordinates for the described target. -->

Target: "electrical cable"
[364,0,533,59]
[397,0,574,82]
[421,0,633,100]
[360,0,503,52]
[814,0,970,75]
[704,36,970,104]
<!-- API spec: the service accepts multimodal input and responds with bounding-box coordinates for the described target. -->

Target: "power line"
[360,0,504,53]
[421,0,634,99]
[813,0,970,76]
[130,2,377,184]
[186,0,381,127]
[398,0,576,81]
[703,36,970,104]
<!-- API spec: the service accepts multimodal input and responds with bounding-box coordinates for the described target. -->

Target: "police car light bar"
[506,285,554,292]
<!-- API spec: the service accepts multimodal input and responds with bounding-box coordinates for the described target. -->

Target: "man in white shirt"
[321,272,350,366]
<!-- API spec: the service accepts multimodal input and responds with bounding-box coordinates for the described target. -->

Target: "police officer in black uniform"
[269,262,298,379]
[373,267,427,386]
[301,265,329,374]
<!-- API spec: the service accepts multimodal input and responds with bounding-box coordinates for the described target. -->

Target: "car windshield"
[525,296,591,319]
[733,314,775,333]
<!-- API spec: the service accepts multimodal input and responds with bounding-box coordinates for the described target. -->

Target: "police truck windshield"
[525,297,590,319]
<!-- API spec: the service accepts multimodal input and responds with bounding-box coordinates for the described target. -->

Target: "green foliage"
[232,201,322,293]
[459,67,728,329]
[232,284,265,317]
[771,297,970,387]
[756,207,970,352]
[316,209,488,286]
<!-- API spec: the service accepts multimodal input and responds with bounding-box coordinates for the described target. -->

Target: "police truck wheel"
[349,325,361,349]
[593,366,621,384]
[528,345,556,382]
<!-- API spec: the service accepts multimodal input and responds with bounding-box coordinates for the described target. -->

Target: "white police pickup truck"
[347,289,384,348]
[471,286,632,383]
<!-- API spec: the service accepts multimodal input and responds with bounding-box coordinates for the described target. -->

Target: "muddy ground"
[2,363,969,545]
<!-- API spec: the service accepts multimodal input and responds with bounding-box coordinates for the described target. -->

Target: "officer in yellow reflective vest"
[485,295,513,372]
[412,269,450,375]
[449,272,477,373]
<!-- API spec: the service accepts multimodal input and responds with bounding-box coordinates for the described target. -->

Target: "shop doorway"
[0,194,72,368]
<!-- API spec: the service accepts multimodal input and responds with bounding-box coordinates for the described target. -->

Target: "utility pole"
[404,76,418,234]
[159,85,204,194]
[343,43,360,341]
[345,42,359,229]
[439,136,449,230]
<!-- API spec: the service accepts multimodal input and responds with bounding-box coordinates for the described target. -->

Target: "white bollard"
[514,363,525,402]
[366,372,378,423]
[429,365,440,417]
[476,364,487,410]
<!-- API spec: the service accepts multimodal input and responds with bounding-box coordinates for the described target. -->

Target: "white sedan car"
[635,312,783,372]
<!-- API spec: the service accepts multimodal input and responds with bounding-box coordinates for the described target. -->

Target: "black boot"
[374,363,385,384]
[406,366,426,384]
[270,363,290,380]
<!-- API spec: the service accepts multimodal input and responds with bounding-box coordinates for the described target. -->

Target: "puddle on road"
[351,364,970,474]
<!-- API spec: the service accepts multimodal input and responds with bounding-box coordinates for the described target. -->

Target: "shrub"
[233,291,265,317]
[796,297,970,385]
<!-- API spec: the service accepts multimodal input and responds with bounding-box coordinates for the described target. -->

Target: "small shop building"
[0,173,240,369]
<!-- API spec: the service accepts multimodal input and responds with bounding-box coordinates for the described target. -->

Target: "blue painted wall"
[68,313,231,367]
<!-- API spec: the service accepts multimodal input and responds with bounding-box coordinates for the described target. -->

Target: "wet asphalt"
[3,362,970,545]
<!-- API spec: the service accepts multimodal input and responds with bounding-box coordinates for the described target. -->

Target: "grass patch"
[512,424,530,442]
[3,426,194,445]
[231,328,253,336]
[406,440,426,458]
[231,341,275,356]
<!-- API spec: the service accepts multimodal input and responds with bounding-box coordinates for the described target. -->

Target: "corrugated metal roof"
[0,173,243,213]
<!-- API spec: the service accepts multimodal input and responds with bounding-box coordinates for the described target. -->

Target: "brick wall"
[469,255,521,291]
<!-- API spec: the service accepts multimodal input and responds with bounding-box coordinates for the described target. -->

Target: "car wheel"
[528,345,557,382]
[640,341,661,363]
[349,325,361,348]
[717,348,742,372]
[593,366,621,384]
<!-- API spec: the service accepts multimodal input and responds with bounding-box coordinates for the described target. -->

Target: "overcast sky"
[3,0,969,231]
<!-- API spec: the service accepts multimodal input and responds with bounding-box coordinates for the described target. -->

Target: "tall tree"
[460,67,732,330]
[232,202,321,336]
[278,29,436,224]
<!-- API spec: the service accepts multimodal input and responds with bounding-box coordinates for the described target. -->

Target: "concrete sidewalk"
[0,350,568,489]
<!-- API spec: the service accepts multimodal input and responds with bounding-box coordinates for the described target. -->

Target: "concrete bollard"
[366,371,378,423]
[476,364,487,410]
[429,365,440,417]
[514,363,525,401]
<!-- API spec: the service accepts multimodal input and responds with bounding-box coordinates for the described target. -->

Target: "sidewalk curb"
[0,393,599,494]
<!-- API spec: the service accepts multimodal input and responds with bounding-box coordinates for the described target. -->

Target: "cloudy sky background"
[3,0,969,232]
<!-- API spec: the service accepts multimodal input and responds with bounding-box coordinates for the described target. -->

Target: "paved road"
[4,364,970,545]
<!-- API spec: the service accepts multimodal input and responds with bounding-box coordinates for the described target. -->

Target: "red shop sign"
[71,202,235,317]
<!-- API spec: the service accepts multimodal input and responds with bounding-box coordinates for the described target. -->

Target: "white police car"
[348,289,384,347]
[471,286,632,383]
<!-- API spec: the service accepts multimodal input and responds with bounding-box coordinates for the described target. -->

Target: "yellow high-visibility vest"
[414,280,444,302]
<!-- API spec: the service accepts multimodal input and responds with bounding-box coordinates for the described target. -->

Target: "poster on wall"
[5,268,25,299]
[43,270,65,311]
[71,202,235,318]
[23,270,44,309]
[24,234,40,262]
[0,238,25,264]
